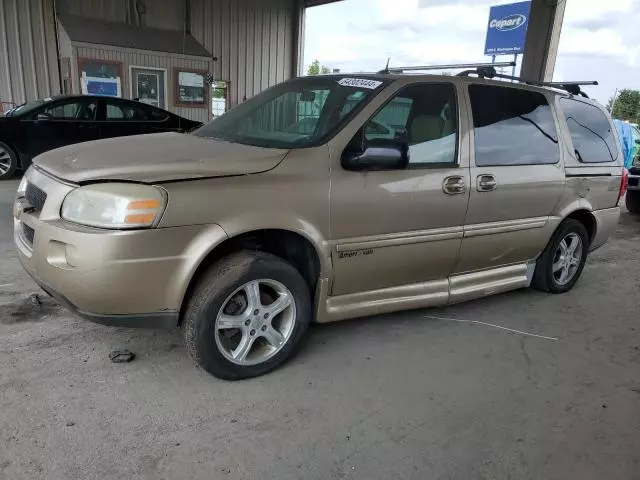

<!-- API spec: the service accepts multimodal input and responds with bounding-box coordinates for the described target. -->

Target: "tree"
[307,59,331,76]
[607,89,640,121]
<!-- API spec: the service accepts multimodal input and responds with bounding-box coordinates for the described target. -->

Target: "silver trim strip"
[464,217,547,238]
[336,226,463,252]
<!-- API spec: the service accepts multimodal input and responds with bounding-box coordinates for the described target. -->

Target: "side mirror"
[342,139,409,171]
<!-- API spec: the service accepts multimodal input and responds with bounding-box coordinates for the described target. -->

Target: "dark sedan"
[0,95,202,179]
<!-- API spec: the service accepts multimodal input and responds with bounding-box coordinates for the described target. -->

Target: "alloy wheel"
[552,232,583,286]
[0,146,12,176]
[214,279,296,366]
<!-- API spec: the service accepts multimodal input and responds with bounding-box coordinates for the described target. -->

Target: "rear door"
[455,83,565,274]
[21,98,99,158]
[97,98,151,139]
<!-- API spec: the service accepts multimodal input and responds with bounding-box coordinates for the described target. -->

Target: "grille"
[22,223,35,245]
[25,182,47,212]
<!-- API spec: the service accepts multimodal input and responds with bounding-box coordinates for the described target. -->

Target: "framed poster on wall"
[78,58,123,98]
[174,68,208,107]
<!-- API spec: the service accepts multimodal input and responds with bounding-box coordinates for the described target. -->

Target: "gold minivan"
[14,71,625,379]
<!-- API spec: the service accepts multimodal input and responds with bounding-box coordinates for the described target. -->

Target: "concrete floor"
[1,178,639,480]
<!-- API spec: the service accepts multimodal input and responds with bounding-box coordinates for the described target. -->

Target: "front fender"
[218,213,332,276]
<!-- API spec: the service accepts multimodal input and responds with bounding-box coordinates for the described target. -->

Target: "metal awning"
[57,14,211,58]
[305,0,344,7]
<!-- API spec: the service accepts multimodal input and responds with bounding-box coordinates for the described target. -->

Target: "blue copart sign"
[484,1,531,56]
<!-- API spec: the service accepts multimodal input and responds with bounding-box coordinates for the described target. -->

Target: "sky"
[303,0,640,105]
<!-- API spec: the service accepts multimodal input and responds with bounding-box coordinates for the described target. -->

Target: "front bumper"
[14,167,227,328]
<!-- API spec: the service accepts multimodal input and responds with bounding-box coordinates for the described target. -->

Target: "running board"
[316,262,535,323]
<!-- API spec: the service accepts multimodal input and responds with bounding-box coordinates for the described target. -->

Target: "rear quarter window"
[560,98,617,163]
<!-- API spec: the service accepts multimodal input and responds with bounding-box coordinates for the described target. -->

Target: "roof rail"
[457,66,598,98]
[378,61,515,74]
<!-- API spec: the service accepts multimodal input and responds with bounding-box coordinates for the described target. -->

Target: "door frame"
[129,66,168,109]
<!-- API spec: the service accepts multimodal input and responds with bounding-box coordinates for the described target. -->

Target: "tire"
[182,251,311,380]
[625,190,640,214]
[0,141,18,180]
[532,218,589,294]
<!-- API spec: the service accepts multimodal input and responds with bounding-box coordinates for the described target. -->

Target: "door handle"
[477,174,497,192]
[442,175,466,195]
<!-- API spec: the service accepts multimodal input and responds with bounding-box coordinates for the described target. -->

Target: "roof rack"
[379,61,515,74]
[456,66,598,98]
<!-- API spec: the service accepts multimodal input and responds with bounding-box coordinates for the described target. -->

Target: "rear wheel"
[0,142,17,180]
[182,251,311,380]
[625,190,640,214]
[532,219,589,294]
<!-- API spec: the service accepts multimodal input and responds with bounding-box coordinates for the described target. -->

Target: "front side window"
[560,98,617,163]
[470,85,559,166]
[365,83,458,166]
[193,76,389,149]
[41,100,97,121]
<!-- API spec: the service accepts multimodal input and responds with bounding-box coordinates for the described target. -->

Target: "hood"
[33,132,289,183]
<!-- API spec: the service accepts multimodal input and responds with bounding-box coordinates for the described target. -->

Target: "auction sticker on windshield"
[337,78,383,89]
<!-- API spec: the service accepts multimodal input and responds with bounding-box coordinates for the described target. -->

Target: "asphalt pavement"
[1,178,639,480]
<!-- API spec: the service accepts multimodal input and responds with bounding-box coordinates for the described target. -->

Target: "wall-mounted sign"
[80,72,121,97]
[176,70,206,106]
[484,1,531,56]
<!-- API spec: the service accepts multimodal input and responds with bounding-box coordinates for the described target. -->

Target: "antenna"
[379,57,391,74]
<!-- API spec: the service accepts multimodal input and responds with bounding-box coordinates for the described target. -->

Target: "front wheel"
[532,219,589,294]
[182,251,311,380]
[625,190,640,214]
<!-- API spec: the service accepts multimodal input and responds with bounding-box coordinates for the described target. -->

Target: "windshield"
[7,98,50,117]
[193,76,389,148]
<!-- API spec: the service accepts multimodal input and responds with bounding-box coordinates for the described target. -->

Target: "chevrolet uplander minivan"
[14,72,625,379]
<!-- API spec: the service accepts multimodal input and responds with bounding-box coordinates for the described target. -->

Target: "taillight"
[618,167,628,205]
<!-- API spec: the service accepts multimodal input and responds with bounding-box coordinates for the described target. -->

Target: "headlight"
[16,175,27,197]
[61,183,166,229]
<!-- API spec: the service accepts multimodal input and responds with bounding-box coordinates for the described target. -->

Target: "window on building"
[78,58,123,98]
[211,81,228,117]
[470,84,559,166]
[175,69,207,107]
[560,98,617,163]
[365,83,458,166]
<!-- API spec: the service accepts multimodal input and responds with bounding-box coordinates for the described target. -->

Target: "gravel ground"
[1,178,639,480]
